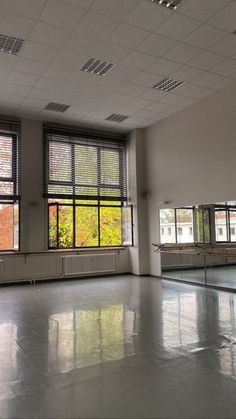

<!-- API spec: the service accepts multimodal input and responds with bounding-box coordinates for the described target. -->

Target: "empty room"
[1,0,236,418]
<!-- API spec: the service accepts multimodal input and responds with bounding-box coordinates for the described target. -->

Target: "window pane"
[49,141,72,182]
[0,204,14,250]
[229,211,236,242]
[176,208,194,243]
[75,207,98,247]
[0,136,12,178]
[75,145,97,186]
[49,205,57,248]
[121,206,132,246]
[194,208,210,243]
[215,210,227,241]
[101,149,120,186]
[58,206,73,248]
[100,207,121,246]
[13,203,19,250]
[160,209,176,243]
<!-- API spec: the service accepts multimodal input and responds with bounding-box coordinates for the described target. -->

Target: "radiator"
[3,255,62,282]
[63,253,116,276]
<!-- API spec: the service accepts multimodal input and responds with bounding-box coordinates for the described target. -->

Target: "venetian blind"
[43,123,127,202]
[0,115,21,202]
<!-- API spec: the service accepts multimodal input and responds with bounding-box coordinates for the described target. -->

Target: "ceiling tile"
[208,1,236,32]
[13,57,48,75]
[131,71,162,88]
[91,0,140,22]
[126,97,154,109]
[66,33,130,63]
[172,83,203,97]
[134,109,158,120]
[118,82,146,97]
[146,102,172,113]
[105,65,140,82]
[125,1,172,31]
[170,65,202,82]
[0,0,46,19]
[189,51,225,70]
[156,14,200,41]
[141,87,168,101]
[21,41,59,63]
[191,72,223,87]
[164,43,202,64]
[0,82,32,96]
[6,71,39,87]
[184,24,227,49]
[209,34,236,58]
[137,34,177,57]
[29,22,71,48]
[121,51,157,70]
[145,57,180,76]
[179,0,231,22]
[0,10,35,38]
[110,24,149,49]
[61,0,94,9]
[108,94,135,106]
[211,78,234,90]
[0,92,25,105]
[76,12,120,39]
[21,97,49,109]
[39,0,85,29]
[211,58,236,76]
[116,106,140,116]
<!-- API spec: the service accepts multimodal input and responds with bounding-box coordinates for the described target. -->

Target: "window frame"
[48,200,133,250]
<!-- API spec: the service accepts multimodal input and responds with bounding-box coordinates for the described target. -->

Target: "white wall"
[145,82,236,276]
[128,129,149,275]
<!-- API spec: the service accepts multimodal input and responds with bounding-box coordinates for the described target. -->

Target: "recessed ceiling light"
[0,34,24,55]
[80,58,114,76]
[150,0,182,10]
[153,77,185,92]
[44,103,70,113]
[106,114,129,123]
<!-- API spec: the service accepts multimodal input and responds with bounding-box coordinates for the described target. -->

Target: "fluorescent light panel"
[151,0,182,10]
[80,58,114,76]
[0,34,24,55]
[106,114,129,123]
[44,103,70,113]
[153,77,185,92]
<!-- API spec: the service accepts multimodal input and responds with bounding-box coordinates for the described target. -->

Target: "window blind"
[43,123,127,202]
[0,115,21,202]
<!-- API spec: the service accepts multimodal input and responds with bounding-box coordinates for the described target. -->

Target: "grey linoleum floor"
[1,275,236,418]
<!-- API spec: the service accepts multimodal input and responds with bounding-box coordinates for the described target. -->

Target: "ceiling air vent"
[150,0,182,10]
[44,102,70,113]
[80,58,114,76]
[106,114,128,123]
[0,34,24,55]
[153,77,185,92]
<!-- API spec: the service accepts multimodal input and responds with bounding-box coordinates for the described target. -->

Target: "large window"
[44,124,132,249]
[0,118,20,251]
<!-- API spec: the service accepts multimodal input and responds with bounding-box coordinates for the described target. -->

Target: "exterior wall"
[0,205,13,250]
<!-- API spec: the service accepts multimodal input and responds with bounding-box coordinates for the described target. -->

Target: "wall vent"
[80,58,114,76]
[44,102,70,113]
[0,34,24,55]
[106,114,129,123]
[150,0,182,10]
[153,77,185,92]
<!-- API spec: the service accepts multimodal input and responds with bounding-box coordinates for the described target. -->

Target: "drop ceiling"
[0,0,235,132]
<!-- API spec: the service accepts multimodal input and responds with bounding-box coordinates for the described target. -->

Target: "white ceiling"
[0,0,236,132]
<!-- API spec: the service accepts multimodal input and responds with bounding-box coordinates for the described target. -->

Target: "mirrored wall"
[159,201,236,290]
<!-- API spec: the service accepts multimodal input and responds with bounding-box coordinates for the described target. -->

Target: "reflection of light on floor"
[48,305,131,373]
[163,293,198,349]
[0,322,17,371]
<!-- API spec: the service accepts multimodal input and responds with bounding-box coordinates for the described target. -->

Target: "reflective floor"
[1,275,236,418]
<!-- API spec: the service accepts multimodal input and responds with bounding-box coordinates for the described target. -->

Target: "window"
[0,117,20,251]
[189,227,193,235]
[176,208,193,243]
[177,227,183,235]
[230,227,235,236]
[168,227,171,235]
[160,209,175,243]
[218,228,223,236]
[215,210,227,241]
[161,227,164,235]
[44,124,132,249]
